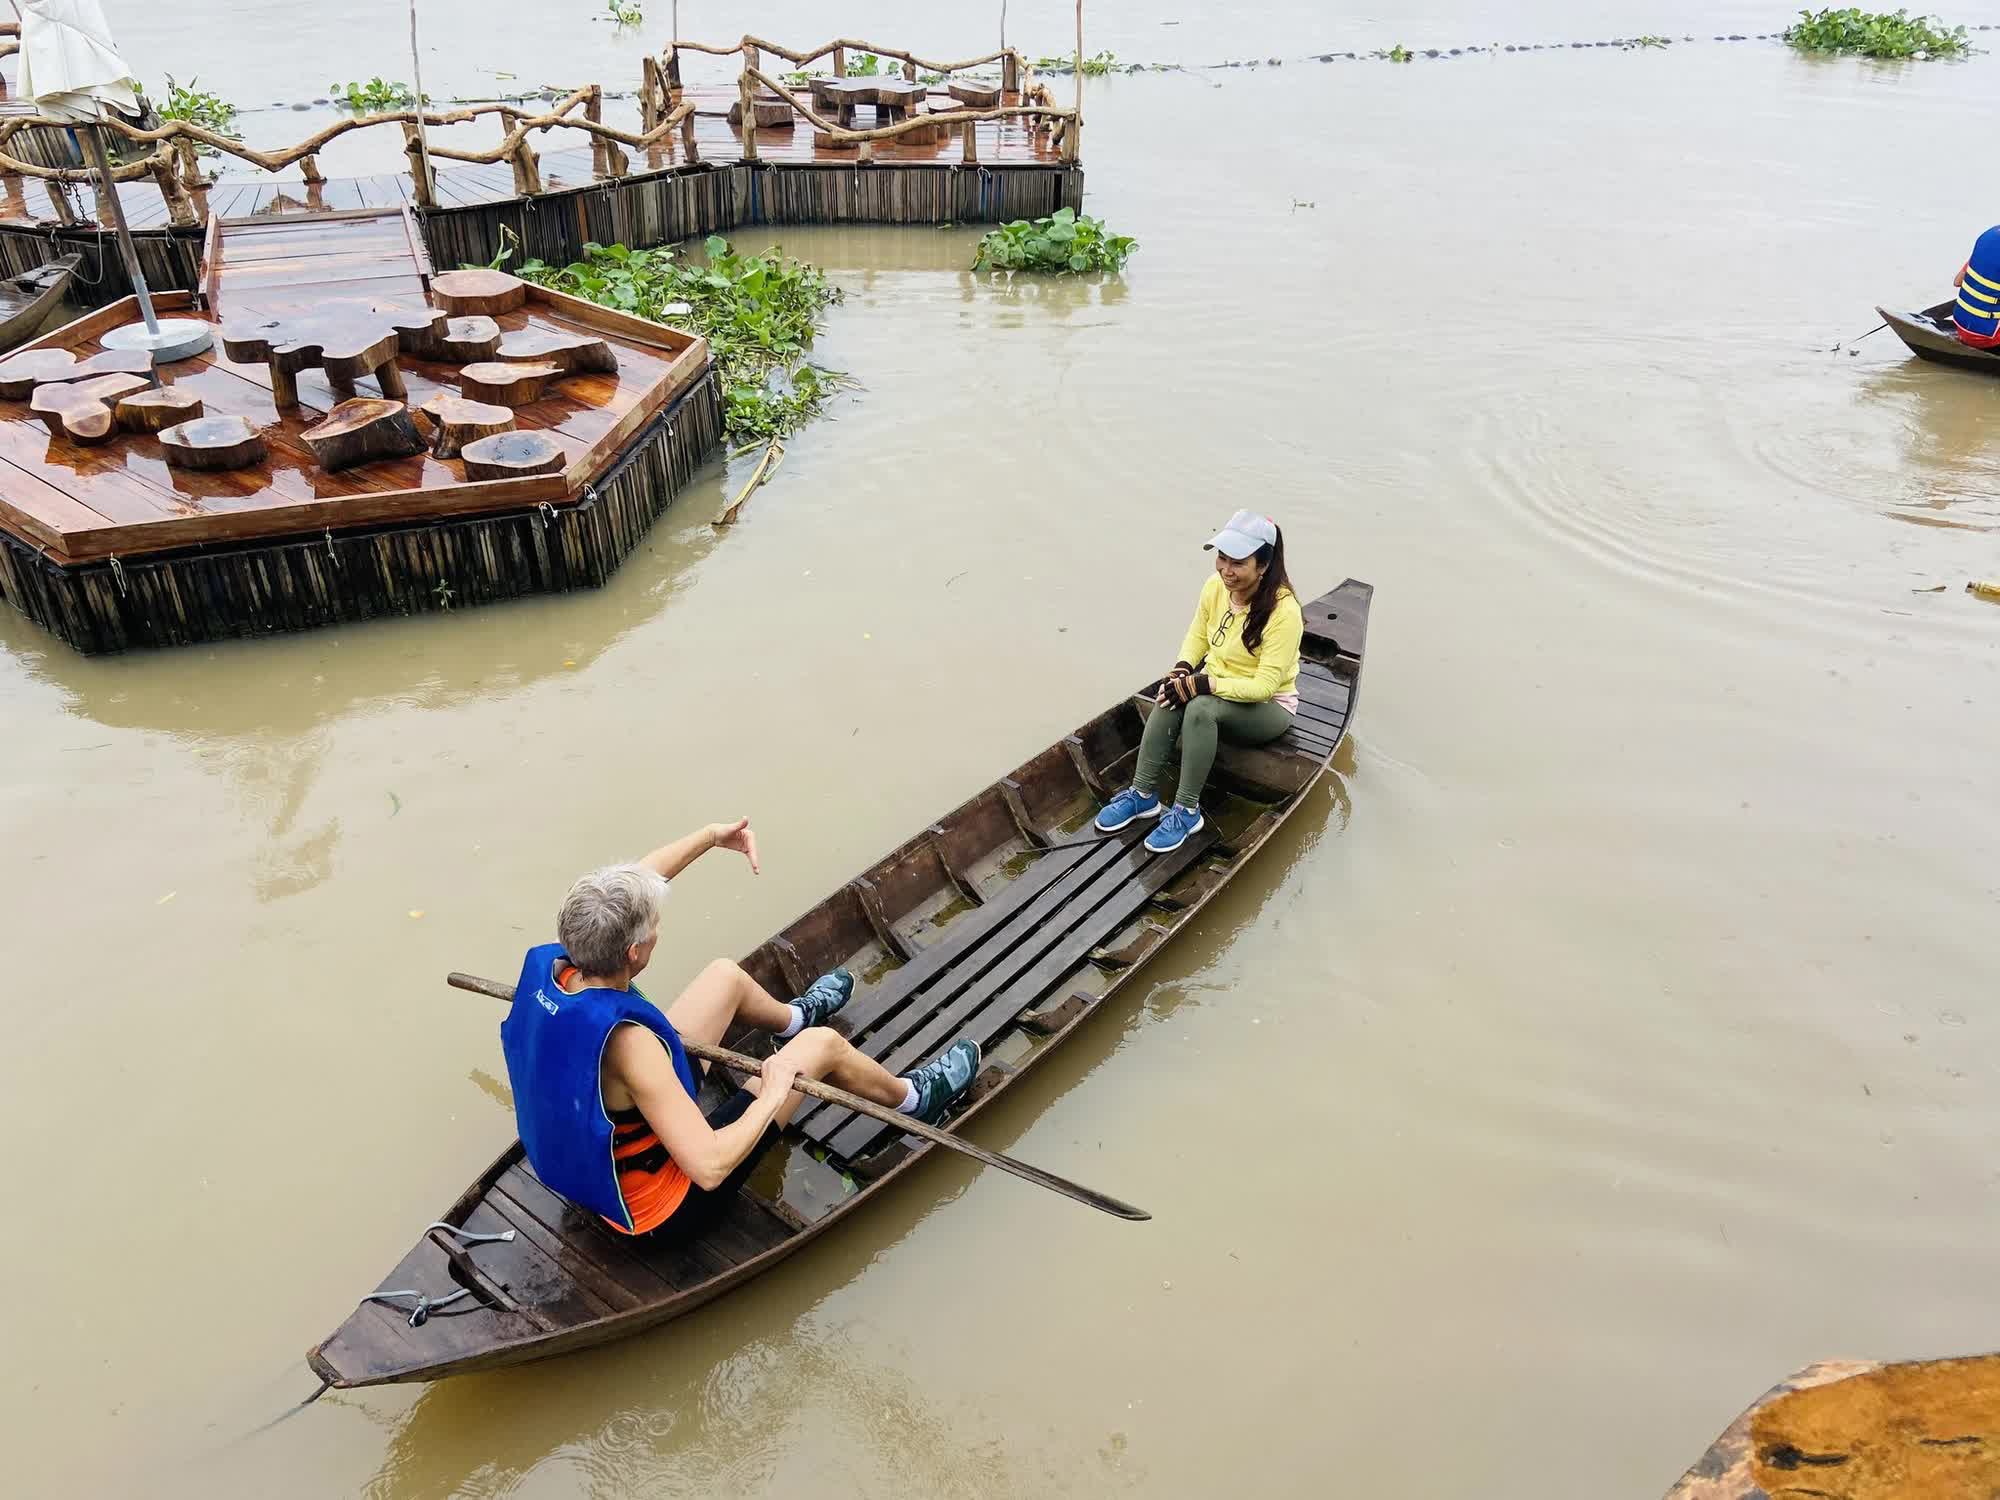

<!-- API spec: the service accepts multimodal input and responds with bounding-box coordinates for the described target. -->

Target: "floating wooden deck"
[0,206,722,652]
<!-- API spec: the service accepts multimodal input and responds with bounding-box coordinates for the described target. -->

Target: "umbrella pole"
[81,125,160,336]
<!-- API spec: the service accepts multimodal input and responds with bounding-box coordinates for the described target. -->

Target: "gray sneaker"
[794,969,854,1029]
[903,1039,981,1124]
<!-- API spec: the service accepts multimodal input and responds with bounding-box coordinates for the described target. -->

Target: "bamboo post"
[406,0,437,211]
[1075,0,1084,112]
[401,122,437,206]
[640,55,659,132]
[739,44,759,160]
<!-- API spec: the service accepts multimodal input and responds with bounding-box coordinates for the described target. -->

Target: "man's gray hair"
[557,864,669,975]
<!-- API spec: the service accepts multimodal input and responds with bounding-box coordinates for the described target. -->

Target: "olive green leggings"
[1134,696,1294,810]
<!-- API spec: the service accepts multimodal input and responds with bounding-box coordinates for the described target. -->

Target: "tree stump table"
[301,398,426,471]
[459,430,566,480]
[428,269,528,317]
[0,346,153,401]
[222,308,410,410]
[30,373,152,444]
[159,415,268,471]
[947,80,1002,108]
[412,393,514,459]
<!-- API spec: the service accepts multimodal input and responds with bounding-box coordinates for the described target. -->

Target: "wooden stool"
[460,430,565,480]
[160,415,267,471]
[30,372,151,444]
[461,361,563,406]
[412,394,513,459]
[429,269,528,317]
[301,398,425,472]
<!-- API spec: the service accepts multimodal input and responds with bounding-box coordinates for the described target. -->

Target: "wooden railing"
[0,30,1078,230]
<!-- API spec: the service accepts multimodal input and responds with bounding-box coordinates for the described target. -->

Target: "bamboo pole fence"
[0,31,1076,231]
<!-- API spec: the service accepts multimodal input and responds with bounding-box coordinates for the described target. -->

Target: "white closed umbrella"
[18,0,211,360]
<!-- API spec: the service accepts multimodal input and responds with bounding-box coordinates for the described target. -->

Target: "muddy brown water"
[6,6,2000,1496]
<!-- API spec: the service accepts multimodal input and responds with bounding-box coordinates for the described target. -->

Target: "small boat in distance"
[309,579,1373,1389]
[1876,300,2000,375]
[0,253,78,352]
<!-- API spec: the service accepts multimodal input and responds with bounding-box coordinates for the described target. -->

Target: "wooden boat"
[0,254,78,352]
[1877,300,2000,375]
[1665,1353,2000,1499]
[309,579,1373,1388]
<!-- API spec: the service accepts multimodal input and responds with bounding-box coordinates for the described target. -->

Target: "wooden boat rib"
[1876,299,2000,375]
[0,253,78,353]
[309,579,1373,1388]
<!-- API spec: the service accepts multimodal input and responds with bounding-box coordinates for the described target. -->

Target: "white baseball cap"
[1204,509,1278,560]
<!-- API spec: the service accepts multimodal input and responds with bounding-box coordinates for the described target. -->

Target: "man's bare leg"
[664,958,793,1049]
[746,1027,914,1121]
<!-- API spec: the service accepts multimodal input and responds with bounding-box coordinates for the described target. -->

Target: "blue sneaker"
[794,968,853,1028]
[1144,803,1204,854]
[1094,787,1161,833]
[903,1038,982,1123]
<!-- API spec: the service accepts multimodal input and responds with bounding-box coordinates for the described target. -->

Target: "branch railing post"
[401,122,437,207]
[740,41,759,160]
[587,84,605,176]
[640,54,659,132]
[1003,49,1020,93]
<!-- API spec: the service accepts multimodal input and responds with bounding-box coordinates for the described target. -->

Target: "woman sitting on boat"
[502,823,980,1241]
[1094,511,1303,854]
[1952,224,2000,349]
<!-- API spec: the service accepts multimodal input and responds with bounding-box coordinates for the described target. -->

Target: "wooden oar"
[446,971,1151,1222]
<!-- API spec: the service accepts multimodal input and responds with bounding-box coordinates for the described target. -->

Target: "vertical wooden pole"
[740,43,759,159]
[833,46,846,77]
[406,0,437,208]
[680,107,700,163]
[1070,0,1085,160]
[1003,51,1020,94]
[903,57,917,81]
[665,46,683,104]
[641,55,659,132]
[961,117,978,165]
[587,84,605,176]
[401,122,437,206]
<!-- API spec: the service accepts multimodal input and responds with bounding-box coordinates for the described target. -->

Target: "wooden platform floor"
[0,87,1064,231]
[0,207,706,564]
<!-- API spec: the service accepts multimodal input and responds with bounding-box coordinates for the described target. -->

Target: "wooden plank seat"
[799,821,1218,1160]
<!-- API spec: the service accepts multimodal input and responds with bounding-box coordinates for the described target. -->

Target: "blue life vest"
[1955,226,2000,338]
[499,943,700,1228]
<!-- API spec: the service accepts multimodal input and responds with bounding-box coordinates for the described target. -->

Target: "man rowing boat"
[1951,225,2000,349]
[502,819,980,1241]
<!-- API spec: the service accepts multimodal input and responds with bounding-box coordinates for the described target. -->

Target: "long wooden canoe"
[0,254,77,352]
[1664,1353,2000,1499]
[309,578,1373,1388]
[1876,300,2000,375]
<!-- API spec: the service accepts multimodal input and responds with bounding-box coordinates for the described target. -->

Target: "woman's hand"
[708,816,761,875]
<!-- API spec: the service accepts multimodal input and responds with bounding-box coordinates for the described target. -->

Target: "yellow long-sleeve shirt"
[1176,575,1302,707]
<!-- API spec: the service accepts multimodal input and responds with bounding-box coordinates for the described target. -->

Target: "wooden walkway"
[0,87,1064,232]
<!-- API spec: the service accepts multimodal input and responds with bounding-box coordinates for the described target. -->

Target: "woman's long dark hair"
[1241,525,1293,653]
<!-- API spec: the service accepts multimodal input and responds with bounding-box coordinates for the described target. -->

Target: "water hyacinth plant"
[506,233,848,441]
[330,78,423,111]
[973,207,1137,275]
[1782,8,1970,57]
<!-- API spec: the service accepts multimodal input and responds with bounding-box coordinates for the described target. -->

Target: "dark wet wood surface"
[0,208,706,563]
